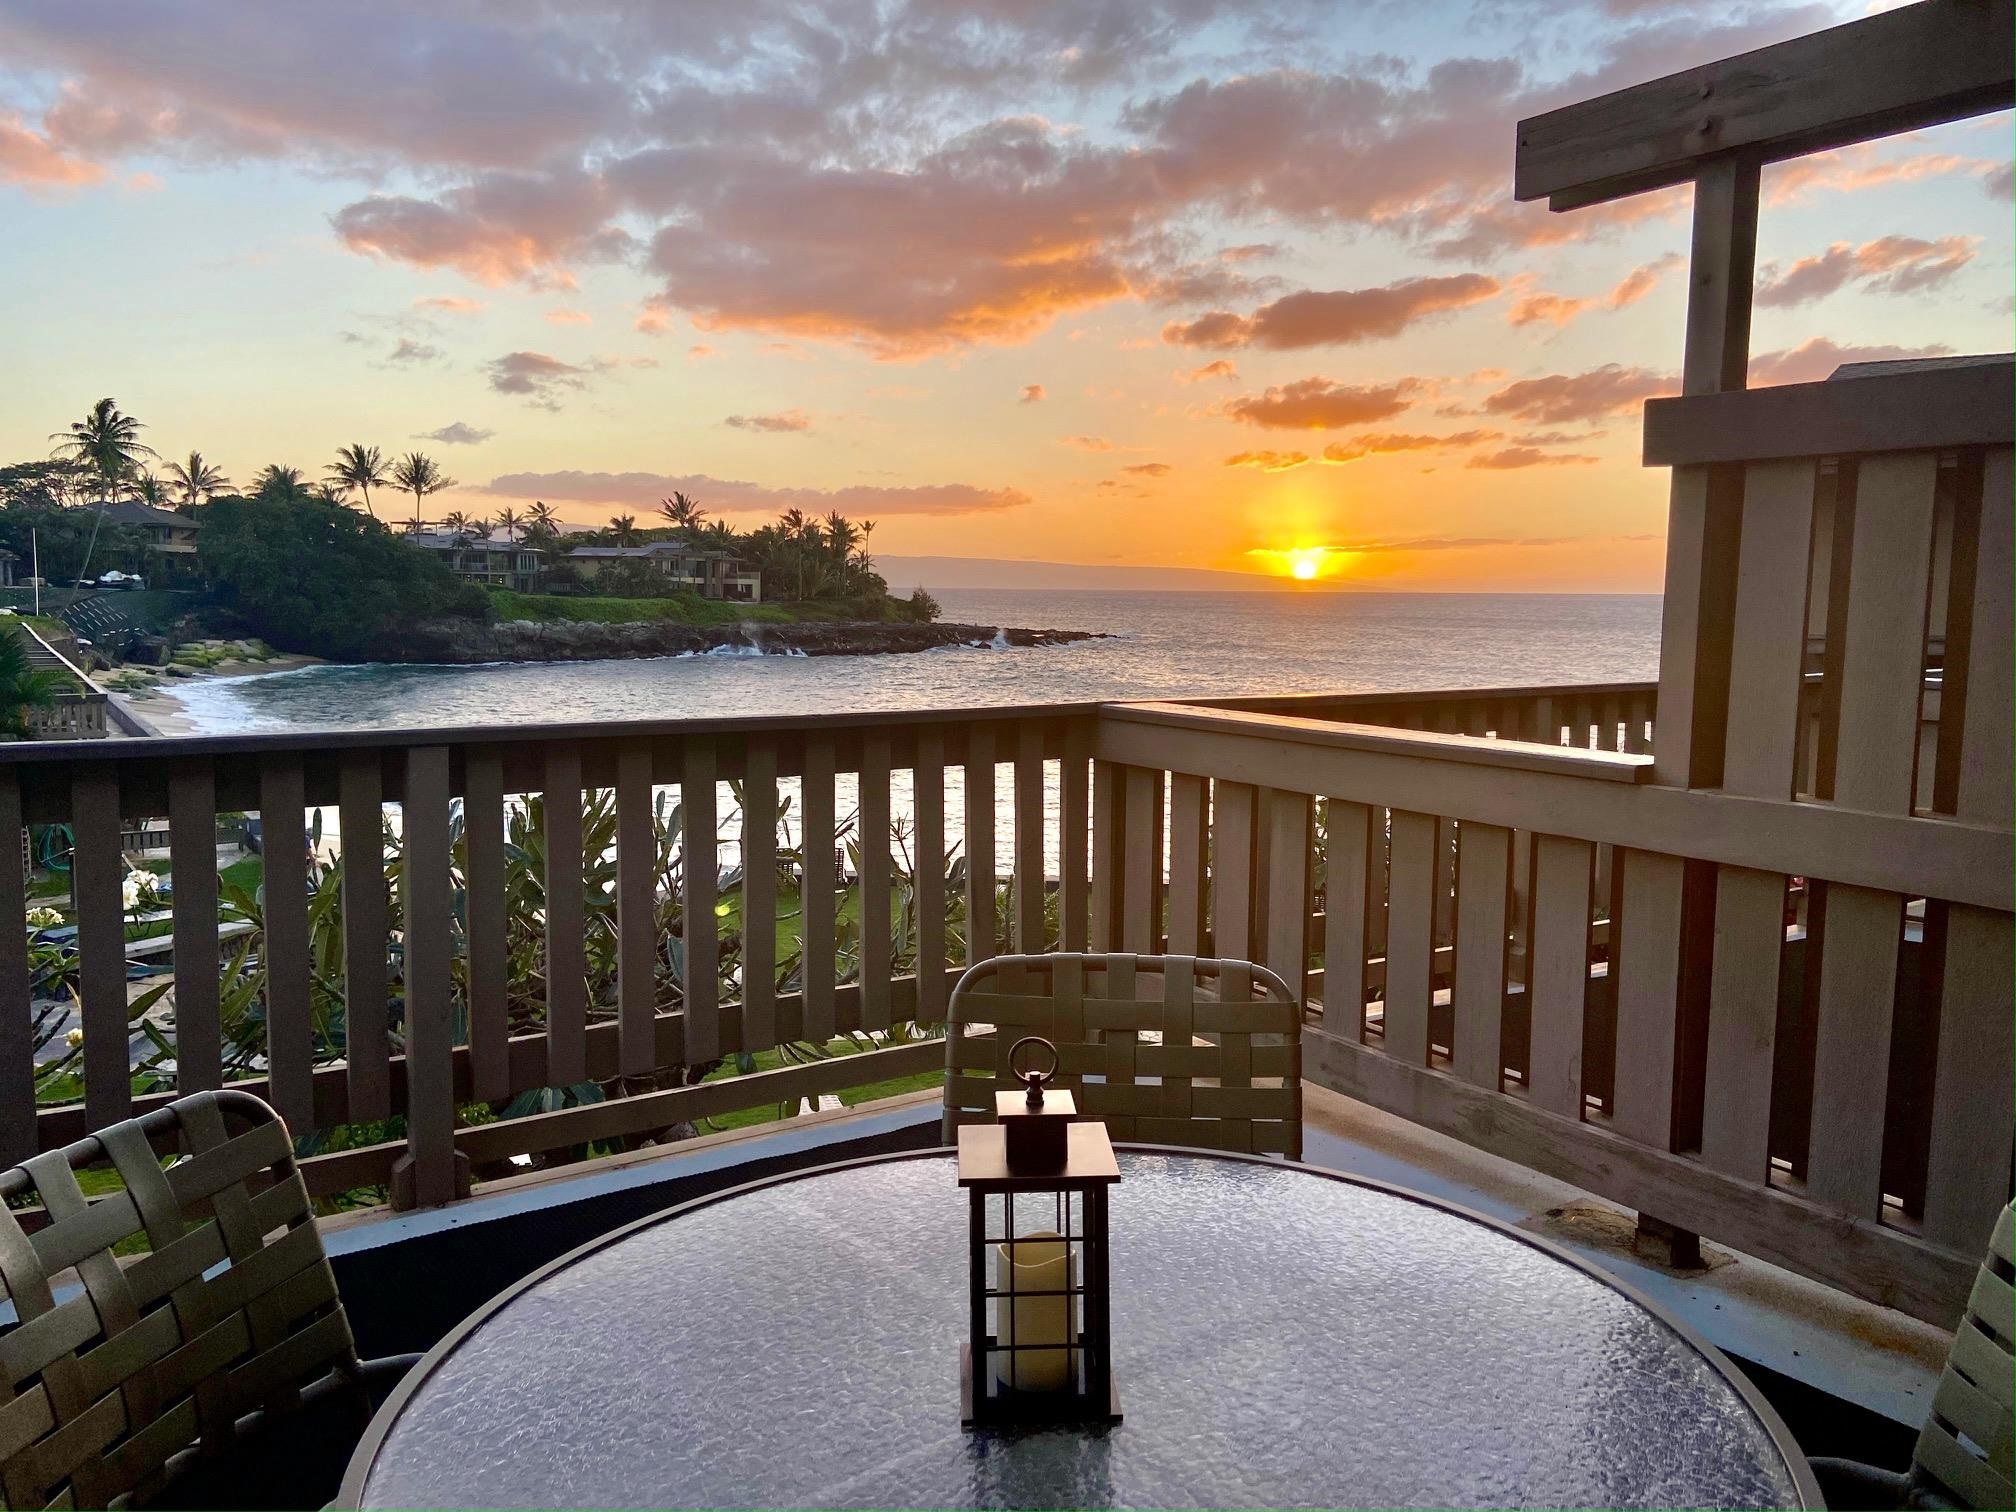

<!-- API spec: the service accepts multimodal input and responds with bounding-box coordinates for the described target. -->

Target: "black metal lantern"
[957,1036,1122,1426]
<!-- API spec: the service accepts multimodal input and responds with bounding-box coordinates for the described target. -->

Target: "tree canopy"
[197,492,489,659]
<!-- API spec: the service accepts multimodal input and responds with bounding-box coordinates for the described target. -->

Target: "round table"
[342,1147,1815,1509]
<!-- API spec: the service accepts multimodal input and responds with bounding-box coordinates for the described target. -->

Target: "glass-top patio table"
[340,1146,1817,1510]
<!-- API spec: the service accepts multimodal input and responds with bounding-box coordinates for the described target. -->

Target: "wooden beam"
[1516,0,2015,209]
[1645,359,2013,467]
[1304,1024,1975,1327]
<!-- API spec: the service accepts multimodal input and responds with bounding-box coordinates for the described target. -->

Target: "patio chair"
[1810,1202,2013,1510]
[0,1090,418,1510]
[942,952,1302,1159]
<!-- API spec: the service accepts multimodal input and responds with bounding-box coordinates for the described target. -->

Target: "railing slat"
[858,733,892,1032]
[801,735,837,1041]
[682,739,720,1062]
[1611,848,1683,1147]
[0,773,33,1165]
[615,739,657,1080]
[1831,452,1937,811]
[1945,448,2013,824]
[542,744,587,1086]
[1528,834,1593,1119]
[1384,809,1436,1066]
[1722,458,1816,797]
[963,727,996,963]
[462,746,509,1104]
[912,730,946,1022]
[1922,904,2014,1248]
[1165,773,1209,955]
[1212,781,1257,963]
[167,760,220,1099]
[742,738,779,1048]
[1699,866,1787,1179]
[1451,821,1510,1089]
[1120,766,1161,953]
[337,752,387,1120]
[257,756,313,1131]
[1090,758,1118,951]
[1264,790,1311,1005]
[1060,722,1091,952]
[1321,799,1371,1039]
[1803,883,1902,1215]
[1012,725,1044,954]
[398,746,458,1209]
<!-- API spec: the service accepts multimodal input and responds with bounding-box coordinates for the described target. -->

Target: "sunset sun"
[1289,550,1321,581]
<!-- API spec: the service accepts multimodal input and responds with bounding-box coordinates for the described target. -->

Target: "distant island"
[2,401,1100,672]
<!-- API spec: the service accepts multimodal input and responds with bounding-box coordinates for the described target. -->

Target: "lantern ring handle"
[1007,1035,1059,1102]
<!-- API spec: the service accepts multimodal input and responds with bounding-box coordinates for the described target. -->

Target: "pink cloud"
[1180,359,1239,384]
[1225,377,1423,430]
[725,409,813,433]
[331,170,626,288]
[1763,146,1990,206]
[1506,291,1587,328]
[1163,274,1499,349]
[544,307,592,326]
[1755,235,1977,307]
[415,294,483,315]
[1748,338,1955,387]
[481,469,1029,516]
[687,343,718,360]
[1481,365,1675,425]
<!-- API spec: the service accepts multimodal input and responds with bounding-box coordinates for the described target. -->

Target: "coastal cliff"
[380,618,1105,664]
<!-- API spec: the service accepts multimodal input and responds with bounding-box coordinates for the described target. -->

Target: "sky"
[0,0,2008,592]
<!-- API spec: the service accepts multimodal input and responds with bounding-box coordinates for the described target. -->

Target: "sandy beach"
[105,645,323,736]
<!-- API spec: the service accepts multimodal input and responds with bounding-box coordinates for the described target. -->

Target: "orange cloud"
[1506,291,1587,328]
[1481,365,1674,425]
[1465,447,1599,470]
[544,307,592,325]
[1063,434,1117,451]
[1180,359,1239,384]
[1020,384,1046,403]
[1224,450,1311,471]
[1763,147,1987,206]
[686,343,717,360]
[1225,377,1423,430]
[1123,462,1172,477]
[0,112,106,187]
[1163,274,1499,349]
[1755,235,1977,307]
[1319,429,1502,462]
[1605,253,1682,309]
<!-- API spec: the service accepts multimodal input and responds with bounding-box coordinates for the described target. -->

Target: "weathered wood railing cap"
[1642,355,2014,466]
[1515,0,2014,210]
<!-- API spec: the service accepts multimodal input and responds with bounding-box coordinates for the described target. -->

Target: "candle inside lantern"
[994,1229,1076,1391]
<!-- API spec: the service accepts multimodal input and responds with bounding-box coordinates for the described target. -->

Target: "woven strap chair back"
[1913,1202,2014,1509]
[943,952,1302,1160]
[0,1091,359,1509]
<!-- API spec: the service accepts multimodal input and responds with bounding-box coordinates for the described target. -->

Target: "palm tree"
[391,452,456,530]
[327,443,392,520]
[128,472,172,508]
[659,492,705,534]
[609,513,639,546]
[527,500,558,534]
[0,634,68,741]
[442,510,473,536]
[165,451,229,507]
[50,399,156,594]
[495,506,523,544]
[250,465,314,503]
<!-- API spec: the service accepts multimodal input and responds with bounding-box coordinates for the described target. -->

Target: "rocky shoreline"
[379,618,1107,664]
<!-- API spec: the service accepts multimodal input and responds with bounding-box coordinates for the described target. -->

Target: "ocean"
[159,590,1663,735]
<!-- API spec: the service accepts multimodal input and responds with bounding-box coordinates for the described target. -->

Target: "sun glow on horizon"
[1249,544,1338,582]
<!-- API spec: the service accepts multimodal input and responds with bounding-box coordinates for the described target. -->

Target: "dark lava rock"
[372,618,1106,665]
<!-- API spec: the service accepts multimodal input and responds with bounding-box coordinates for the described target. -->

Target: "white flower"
[25,907,61,929]
[122,869,159,911]
[64,1028,83,1048]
